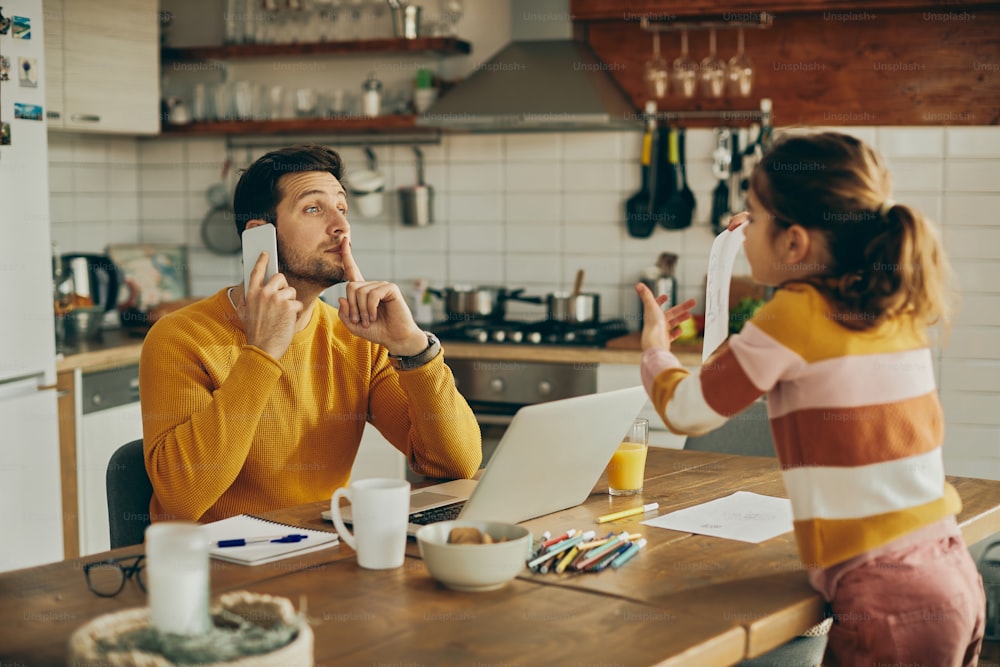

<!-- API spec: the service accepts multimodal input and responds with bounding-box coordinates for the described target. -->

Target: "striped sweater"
[642,283,960,569]
[140,288,482,523]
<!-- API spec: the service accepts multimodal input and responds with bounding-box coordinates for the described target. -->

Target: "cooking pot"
[428,285,525,321]
[546,292,600,323]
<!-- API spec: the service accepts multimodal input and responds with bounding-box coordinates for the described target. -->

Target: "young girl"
[637,132,985,666]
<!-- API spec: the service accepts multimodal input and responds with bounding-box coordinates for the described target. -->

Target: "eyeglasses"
[82,554,146,597]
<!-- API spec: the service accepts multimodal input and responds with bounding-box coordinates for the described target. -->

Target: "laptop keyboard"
[409,502,466,525]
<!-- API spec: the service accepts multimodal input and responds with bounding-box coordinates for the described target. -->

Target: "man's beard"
[278,245,346,288]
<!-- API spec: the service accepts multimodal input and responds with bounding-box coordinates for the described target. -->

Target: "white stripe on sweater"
[782,448,945,521]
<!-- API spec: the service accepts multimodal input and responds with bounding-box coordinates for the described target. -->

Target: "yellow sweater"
[139,288,482,523]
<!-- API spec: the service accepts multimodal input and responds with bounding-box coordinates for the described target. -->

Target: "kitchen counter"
[54,329,704,374]
[55,328,145,374]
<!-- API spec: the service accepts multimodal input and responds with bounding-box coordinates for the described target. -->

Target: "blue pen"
[610,538,647,569]
[217,534,309,547]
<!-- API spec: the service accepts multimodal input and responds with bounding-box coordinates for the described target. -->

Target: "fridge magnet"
[1,123,11,146]
[12,15,30,39]
[13,102,43,121]
[0,7,10,35]
[0,55,10,82]
[18,57,37,87]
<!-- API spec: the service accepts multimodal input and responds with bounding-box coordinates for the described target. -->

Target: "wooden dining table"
[3,448,999,667]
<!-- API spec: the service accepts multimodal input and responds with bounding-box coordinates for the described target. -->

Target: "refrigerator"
[0,0,65,570]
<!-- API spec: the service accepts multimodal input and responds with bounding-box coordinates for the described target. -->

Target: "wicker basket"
[68,591,313,666]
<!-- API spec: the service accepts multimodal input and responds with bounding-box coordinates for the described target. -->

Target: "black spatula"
[661,127,695,229]
[626,117,659,238]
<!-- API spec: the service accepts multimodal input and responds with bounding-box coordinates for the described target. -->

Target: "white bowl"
[416,520,532,592]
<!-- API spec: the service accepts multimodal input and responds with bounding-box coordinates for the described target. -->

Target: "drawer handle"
[71,114,101,122]
[47,111,62,119]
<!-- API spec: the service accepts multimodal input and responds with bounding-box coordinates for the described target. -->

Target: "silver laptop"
[322,385,649,535]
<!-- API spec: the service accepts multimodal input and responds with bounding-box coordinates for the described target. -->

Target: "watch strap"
[388,332,441,370]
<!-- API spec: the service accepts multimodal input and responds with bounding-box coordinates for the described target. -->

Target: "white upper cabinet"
[45,0,160,134]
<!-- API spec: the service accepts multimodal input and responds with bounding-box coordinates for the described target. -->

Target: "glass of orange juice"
[607,418,649,496]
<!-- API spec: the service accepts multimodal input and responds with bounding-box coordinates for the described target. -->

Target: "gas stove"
[431,318,628,347]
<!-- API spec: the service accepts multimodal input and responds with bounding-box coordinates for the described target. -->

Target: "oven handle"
[474,413,516,426]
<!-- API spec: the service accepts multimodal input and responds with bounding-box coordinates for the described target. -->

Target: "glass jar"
[146,522,211,636]
[362,73,382,118]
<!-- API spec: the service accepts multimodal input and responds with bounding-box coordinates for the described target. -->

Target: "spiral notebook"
[203,514,340,566]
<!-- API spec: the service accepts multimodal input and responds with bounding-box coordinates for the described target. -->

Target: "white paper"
[702,224,746,362]
[641,491,793,544]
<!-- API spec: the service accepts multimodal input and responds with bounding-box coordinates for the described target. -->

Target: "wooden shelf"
[161,37,471,62]
[159,114,439,136]
[570,0,1000,20]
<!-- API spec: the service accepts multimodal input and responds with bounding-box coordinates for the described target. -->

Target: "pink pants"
[824,531,985,667]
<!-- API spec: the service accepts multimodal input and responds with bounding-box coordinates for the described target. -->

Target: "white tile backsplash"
[945,160,1000,193]
[877,127,944,158]
[947,127,1000,157]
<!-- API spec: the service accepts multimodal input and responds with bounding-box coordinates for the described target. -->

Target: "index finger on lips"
[341,238,365,283]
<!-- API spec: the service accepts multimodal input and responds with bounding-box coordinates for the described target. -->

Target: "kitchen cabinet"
[571,0,1000,19]
[158,37,470,137]
[76,364,143,556]
[44,0,159,134]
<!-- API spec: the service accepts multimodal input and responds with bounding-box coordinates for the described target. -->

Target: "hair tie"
[878,199,896,219]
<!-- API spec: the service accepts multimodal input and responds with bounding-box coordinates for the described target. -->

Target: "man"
[140,144,481,523]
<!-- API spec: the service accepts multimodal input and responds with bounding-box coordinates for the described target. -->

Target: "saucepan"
[427,285,526,321]
[523,269,601,323]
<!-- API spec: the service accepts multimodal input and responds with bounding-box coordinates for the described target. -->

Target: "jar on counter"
[362,73,382,118]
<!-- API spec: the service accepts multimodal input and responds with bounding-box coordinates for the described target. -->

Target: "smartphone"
[242,223,279,295]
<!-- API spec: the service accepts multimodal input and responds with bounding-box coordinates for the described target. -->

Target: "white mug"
[330,478,411,569]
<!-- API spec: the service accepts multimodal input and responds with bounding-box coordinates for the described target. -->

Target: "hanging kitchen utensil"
[729,128,744,219]
[625,106,658,239]
[399,146,433,226]
[201,157,241,255]
[710,129,732,235]
[660,127,694,229]
[570,269,585,299]
[653,124,677,228]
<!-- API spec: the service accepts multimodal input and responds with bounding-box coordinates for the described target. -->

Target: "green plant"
[729,297,765,334]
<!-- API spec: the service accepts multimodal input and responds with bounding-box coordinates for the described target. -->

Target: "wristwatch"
[388,331,441,371]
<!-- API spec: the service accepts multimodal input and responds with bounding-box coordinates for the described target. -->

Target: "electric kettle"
[60,253,121,313]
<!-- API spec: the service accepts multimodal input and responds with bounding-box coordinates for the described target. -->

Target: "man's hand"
[238,252,302,360]
[636,283,696,354]
[337,240,426,355]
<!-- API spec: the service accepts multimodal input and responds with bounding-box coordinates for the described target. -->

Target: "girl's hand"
[636,283,697,353]
[727,211,750,232]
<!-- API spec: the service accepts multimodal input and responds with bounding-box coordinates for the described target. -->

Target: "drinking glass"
[727,27,754,98]
[607,418,649,496]
[440,0,463,37]
[643,31,669,101]
[699,28,726,99]
[671,29,697,99]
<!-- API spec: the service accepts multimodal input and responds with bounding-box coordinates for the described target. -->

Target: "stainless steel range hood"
[417,0,639,132]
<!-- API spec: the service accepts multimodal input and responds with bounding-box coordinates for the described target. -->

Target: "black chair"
[683,400,829,667]
[106,438,153,549]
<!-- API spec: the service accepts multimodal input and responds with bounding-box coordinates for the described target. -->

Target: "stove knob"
[490,377,505,394]
[527,332,542,344]
[510,331,523,343]
[538,380,552,396]
[493,330,506,343]
[475,330,488,343]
